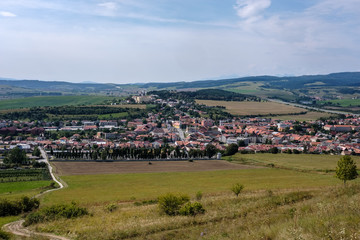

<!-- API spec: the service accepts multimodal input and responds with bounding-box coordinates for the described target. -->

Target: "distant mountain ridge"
[141,72,360,89]
[1,72,360,94]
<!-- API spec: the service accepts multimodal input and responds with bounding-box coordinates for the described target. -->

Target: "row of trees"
[50,144,219,160]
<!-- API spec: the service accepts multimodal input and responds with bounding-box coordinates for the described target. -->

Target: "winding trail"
[2,147,70,240]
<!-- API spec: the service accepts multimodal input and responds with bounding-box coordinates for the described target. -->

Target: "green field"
[319,98,360,107]
[42,168,339,205]
[98,112,128,120]
[14,155,360,240]
[0,95,114,110]
[0,180,53,200]
[274,111,335,121]
[226,153,360,172]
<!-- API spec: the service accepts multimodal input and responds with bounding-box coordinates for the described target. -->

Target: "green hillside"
[0,95,114,110]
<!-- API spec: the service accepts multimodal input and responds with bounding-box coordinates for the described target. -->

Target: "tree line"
[50,144,218,161]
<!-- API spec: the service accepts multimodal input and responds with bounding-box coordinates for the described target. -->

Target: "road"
[177,127,185,141]
[2,147,69,240]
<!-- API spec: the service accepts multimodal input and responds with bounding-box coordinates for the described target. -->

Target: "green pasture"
[227,153,360,172]
[98,112,128,120]
[319,98,360,107]
[0,95,114,110]
[43,168,339,205]
[0,180,53,200]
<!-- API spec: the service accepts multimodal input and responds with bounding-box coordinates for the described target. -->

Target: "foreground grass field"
[0,180,53,200]
[0,95,114,110]
[42,168,339,206]
[32,182,360,240]
[196,100,305,116]
[226,153,360,173]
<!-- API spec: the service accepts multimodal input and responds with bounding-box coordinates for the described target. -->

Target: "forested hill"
[148,89,260,101]
[0,79,114,92]
[142,72,360,90]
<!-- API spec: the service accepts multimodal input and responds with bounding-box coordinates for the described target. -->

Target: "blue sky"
[0,0,359,83]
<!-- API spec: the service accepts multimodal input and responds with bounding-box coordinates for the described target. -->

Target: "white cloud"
[234,0,271,20]
[0,11,16,17]
[98,2,117,11]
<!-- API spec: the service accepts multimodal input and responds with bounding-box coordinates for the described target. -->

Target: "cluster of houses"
[2,110,360,156]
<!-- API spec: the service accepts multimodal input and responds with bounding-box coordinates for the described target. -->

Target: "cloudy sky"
[0,0,359,83]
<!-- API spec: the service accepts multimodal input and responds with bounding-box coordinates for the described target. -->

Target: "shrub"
[179,202,205,216]
[0,230,10,240]
[195,191,203,200]
[105,203,118,213]
[24,202,88,226]
[231,183,244,197]
[0,196,39,217]
[24,212,45,226]
[158,193,190,216]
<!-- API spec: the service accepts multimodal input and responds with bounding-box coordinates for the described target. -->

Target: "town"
[1,91,360,166]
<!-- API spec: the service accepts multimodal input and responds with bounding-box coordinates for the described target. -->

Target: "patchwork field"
[196,100,306,116]
[52,160,259,175]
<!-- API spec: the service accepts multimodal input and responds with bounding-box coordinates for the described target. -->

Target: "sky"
[0,0,360,84]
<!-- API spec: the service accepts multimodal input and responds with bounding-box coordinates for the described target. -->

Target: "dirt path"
[3,220,69,240]
[2,147,70,240]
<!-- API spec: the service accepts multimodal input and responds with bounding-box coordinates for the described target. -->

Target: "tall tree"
[335,155,358,186]
[4,147,28,165]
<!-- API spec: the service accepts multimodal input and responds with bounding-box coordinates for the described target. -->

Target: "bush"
[158,193,190,216]
[105,203,118,213]
[195,191,203,200]
[24,202,88,226]
[231,183,244,197]
[0,196,39,217]
[0,230,10,240]
[179,202,205,216]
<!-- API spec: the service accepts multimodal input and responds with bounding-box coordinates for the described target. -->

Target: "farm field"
[0,180,53,200]
[196,100,306,116]
[42,167,339,205]
[274,111,335,121]
[319,98,360,107]
[226,153,360,172]
[52,160,259,175]
[0,95,114,110]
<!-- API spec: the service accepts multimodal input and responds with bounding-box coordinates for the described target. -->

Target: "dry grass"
[274,111,336,121]
[42,168,338,205]
[30,183,360,240]
[196,100,305,116]
[52,160,259,176]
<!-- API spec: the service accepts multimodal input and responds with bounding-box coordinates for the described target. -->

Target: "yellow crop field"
[196,100,306,116]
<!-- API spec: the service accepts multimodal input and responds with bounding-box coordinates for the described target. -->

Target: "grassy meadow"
[226,153,360,173]
[0,180,53,200]
[42,167,339,206]
[32,182,360,240]
[319,98,360,107]
[196,100,306,116]
[4,154,360,239]
[0,95,114,110]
